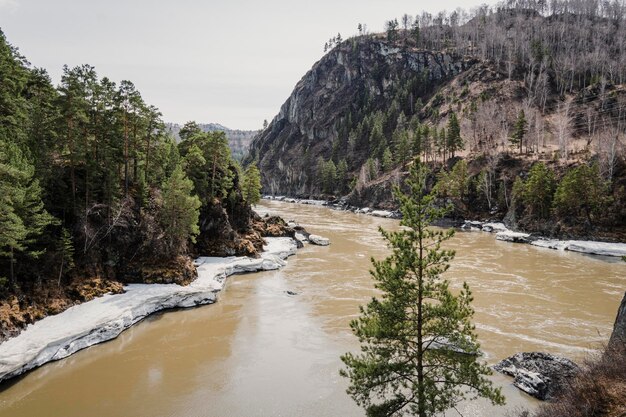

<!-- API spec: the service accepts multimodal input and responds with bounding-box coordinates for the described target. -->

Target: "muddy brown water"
[0,200,624,417]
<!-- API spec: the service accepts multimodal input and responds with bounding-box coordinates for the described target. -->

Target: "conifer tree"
[411,20,420,45]
[435,159,471,212]
[179,121,201,141]
[341,161,504,417]
[412,124,422,156]
[446,112,463,158]
[522,162,556,219]
[553,163,609,226]
[337,158,349,193]
[242,163,262,205]
[159,164,201,256]
[322,160,337,193]
[382,147,394,172]
[510,110,527,154]
[0,140,56,283]
[56,228,75,287]
[386,19,399,42]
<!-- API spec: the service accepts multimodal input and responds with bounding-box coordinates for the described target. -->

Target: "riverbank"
[0,237,298,383]
[262,196,626,258]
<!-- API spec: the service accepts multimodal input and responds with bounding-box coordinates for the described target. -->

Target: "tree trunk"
[124,110,129,197]
[9,247,14,285]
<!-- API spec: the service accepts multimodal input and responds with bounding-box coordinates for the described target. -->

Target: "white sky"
[1,0,494,130]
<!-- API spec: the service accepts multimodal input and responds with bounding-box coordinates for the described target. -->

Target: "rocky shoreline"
[0,237,298,383]
[263,196,626,258]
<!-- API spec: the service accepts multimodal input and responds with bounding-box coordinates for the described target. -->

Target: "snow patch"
[530,238,626,256]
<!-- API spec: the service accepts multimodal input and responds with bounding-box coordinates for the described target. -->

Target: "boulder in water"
[493,352,579,400]
[308,234,330,246]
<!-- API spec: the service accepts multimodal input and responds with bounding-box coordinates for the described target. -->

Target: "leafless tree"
[478,154,499,210]
[402,14,412,31]
[553,103,572,159]
[596,125,623,182]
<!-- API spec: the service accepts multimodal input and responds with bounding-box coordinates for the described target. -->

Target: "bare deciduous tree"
[553,103,572,159]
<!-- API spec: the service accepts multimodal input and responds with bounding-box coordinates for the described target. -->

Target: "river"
[0,200,624,416]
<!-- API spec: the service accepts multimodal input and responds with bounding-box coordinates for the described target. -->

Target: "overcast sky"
[1,0,494,130]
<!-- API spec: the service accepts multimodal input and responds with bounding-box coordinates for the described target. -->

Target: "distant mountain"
[166,123,259,160]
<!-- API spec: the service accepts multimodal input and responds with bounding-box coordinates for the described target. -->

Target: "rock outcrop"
[494,352,580,400]
[609,291,626,347]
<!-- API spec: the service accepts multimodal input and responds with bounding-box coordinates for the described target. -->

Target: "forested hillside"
[0,30,264,339]
[246,0,626,239]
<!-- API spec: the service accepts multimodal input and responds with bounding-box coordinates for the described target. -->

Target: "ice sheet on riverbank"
[0,237,298,383]
[531,239,626,257]
[462,219,626,257]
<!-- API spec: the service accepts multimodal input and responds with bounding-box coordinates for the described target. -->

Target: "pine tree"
[439,127,447,162]
[179,121,201,141]
[510,110,527,154]
[322,160,337,194]
[159,164,201,256]
[341,161,504,416]
[56,228,75,287]
[553,163,609,226]
[412,20,420,45]
[386,19,399,42]
[446,112,463,158]
[394,130,411,166]
[337,159,349,193]
[412,124,422,156]
[382,147,394,172]
[367,157,379,181]
[0,140,56,283]
[435,159,470,212]
[522,162,556,219]
[179,130,233,203]
[242,163,262,205]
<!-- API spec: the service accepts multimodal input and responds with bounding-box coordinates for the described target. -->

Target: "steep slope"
[246,36,476,196]
[246,5,626,204]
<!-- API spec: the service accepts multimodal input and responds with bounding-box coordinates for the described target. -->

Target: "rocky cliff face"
[246,37,476,196]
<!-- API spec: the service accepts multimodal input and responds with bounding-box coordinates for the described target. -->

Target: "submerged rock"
[494,352,579,400]
[308,234,330,246]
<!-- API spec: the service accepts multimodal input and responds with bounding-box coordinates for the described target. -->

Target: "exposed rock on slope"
[609,291,626,347]
[246,37,475,196]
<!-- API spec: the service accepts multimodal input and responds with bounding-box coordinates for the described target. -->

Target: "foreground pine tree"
[341,161,504,417]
